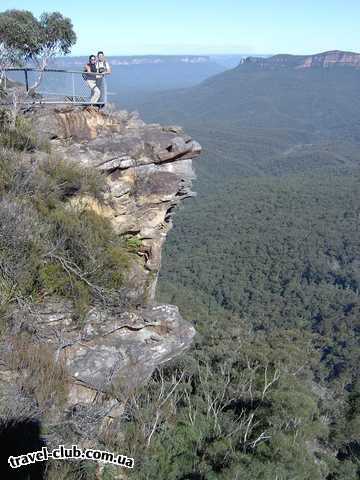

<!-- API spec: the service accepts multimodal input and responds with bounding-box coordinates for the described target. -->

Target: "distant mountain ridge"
[50,54,226,98]
[240,50,360,69]
[134,48,360,180]
[55,55,212,67]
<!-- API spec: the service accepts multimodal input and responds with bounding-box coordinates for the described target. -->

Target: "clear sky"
[1,0,359,56]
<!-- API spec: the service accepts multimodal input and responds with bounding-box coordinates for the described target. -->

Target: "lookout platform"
[0,68,107,106]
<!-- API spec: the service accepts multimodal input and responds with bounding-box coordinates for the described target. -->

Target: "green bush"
[0,149,135,319]
[0,148,19,196]
[33,157,106,205]
[126,235,143,253]
[0,111,49,152]
[38,263,69,295]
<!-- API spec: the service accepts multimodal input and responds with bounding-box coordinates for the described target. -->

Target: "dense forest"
[119,62,360,479]
[148,170,360,479]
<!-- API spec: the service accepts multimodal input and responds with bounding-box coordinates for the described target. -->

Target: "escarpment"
[241,50,360,69]
[0,106,201,450]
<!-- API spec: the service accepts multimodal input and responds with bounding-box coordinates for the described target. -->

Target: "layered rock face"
[241,50,360,69]
[31,107,200,292]
[1,106,200,445]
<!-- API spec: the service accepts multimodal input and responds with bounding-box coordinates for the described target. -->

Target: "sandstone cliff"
[0,106,201,453]
[241,50,360,69]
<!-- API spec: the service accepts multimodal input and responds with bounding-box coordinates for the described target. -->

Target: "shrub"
[33,157,106,205]
[0,111,49,152]
[0,198,47,308]
[8,333,69,408]
[0,150,135,318]
[0,148,23,195]
[126,235,143,253]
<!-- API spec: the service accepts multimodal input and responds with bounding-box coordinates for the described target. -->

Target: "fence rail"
[0,68,107,106]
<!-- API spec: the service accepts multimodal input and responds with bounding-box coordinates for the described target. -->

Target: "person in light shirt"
[96,51,111,75]
[96,51,111,105]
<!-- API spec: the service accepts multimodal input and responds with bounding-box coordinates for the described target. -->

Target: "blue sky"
[1,0,360,56]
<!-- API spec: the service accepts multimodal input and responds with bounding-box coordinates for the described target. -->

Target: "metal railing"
[0,68,108,106]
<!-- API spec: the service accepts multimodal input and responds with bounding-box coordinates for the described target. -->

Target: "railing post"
[24,69,29,92]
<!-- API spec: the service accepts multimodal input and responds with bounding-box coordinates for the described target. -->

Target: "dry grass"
[8,333,69,409]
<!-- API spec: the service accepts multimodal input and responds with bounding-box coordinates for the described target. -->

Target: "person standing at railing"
[84,55,101,103]
[96,51,111,104]
[96,51,111,75]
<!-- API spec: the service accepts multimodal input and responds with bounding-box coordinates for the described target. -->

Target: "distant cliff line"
[241,50,360,69]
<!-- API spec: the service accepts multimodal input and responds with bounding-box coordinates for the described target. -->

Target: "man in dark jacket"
[84,55,101,103]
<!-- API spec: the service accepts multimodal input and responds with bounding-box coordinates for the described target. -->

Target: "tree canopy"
[0,9,76,70]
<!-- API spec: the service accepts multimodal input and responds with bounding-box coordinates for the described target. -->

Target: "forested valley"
[119,61,360,479]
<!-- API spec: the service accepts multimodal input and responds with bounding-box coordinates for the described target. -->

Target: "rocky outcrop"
[1,106,200,449]
[30,106,201,294]
[241,50,360,70]
[14,300,195,404]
